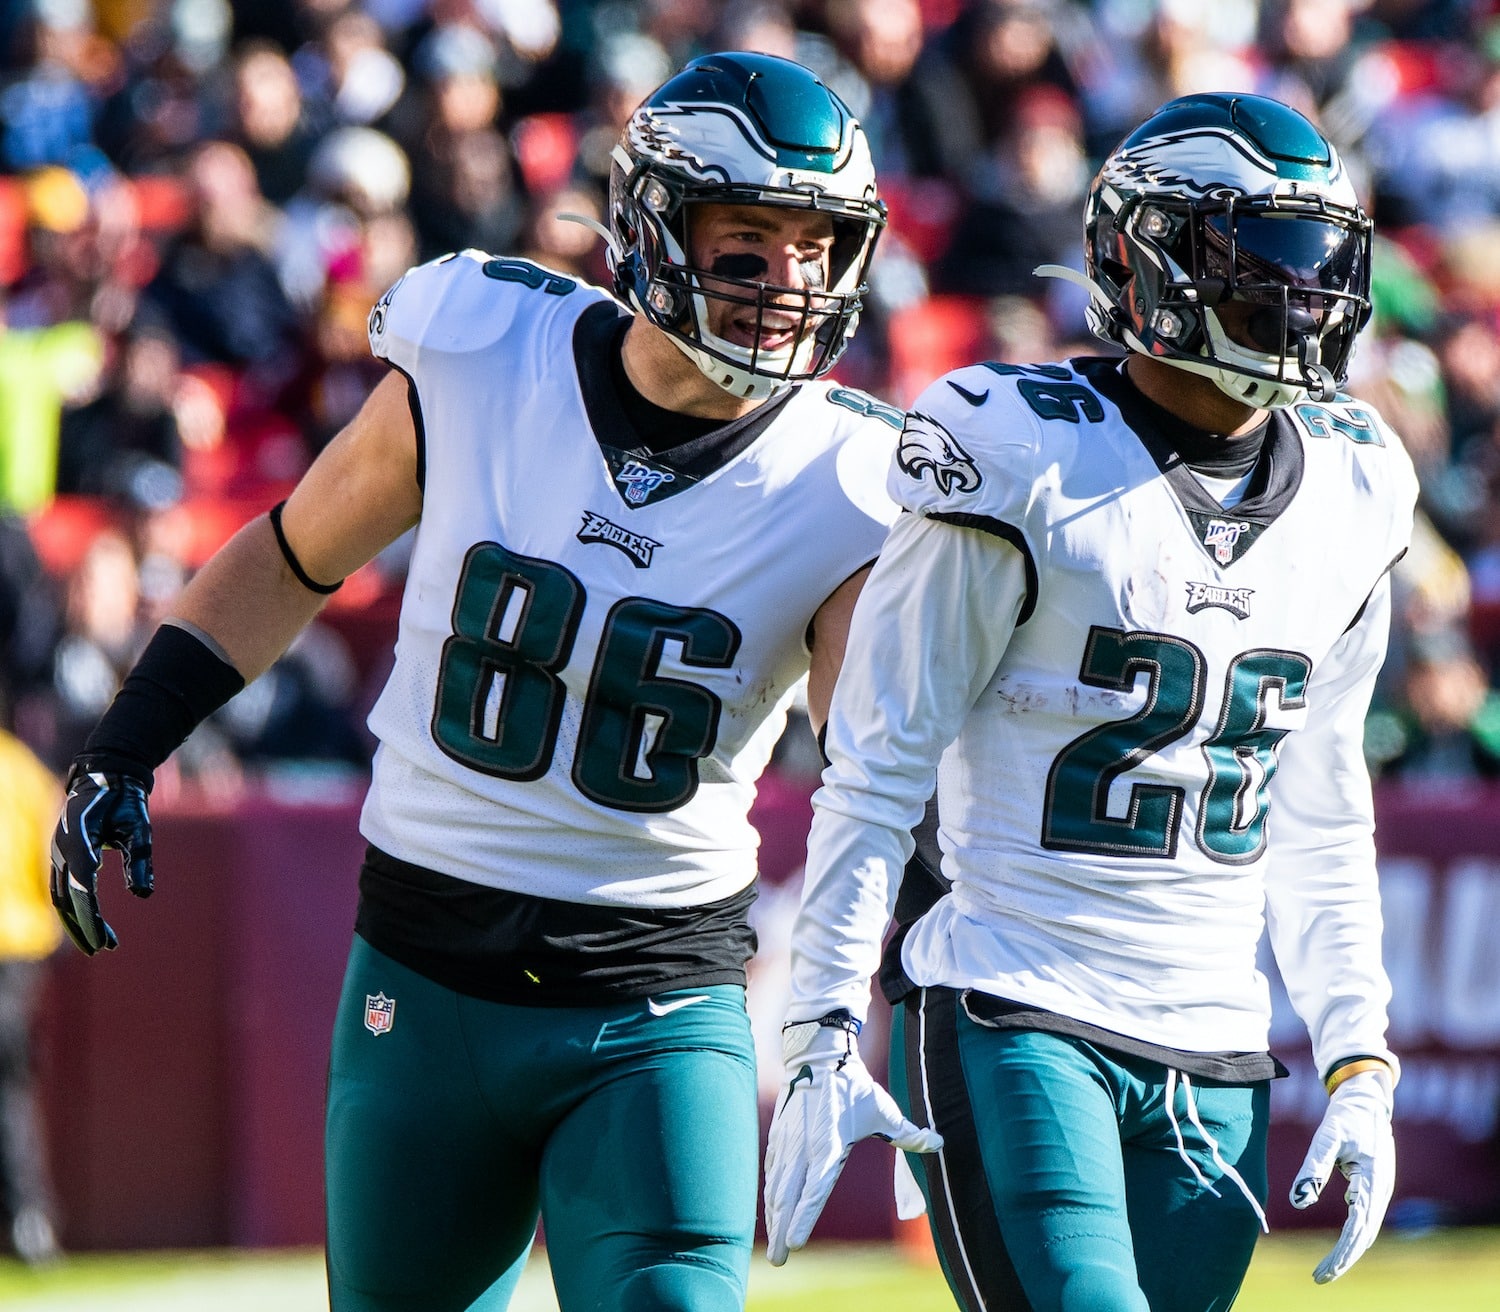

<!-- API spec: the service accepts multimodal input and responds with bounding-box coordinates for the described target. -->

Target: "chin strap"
[1296,332,1338,401]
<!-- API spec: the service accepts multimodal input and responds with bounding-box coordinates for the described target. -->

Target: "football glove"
[1290,1068,1396,1283]
[50,765,155,955]
[764,1011,942,1265]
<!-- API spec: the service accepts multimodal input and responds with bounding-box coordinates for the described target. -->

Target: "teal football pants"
[890,988,1269,1312]
[325,936,758,1312]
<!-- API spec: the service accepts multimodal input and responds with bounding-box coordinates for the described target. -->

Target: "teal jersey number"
[1043,629,1202,857]
[434,543,584,779]
[1294,402,1383,445]
[574,599,741,812]
[482,257,577,296]
[1043,626,1311,864]
[981,362,1105,424]
[432,543,740,811]
[1198,649,1310,863]
[828,386,904,429]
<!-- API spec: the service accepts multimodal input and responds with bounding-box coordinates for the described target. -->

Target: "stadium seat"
[886,293,994,407]
[25,494,122,577]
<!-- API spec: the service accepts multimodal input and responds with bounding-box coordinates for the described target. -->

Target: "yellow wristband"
[1324,1058,1392,1095]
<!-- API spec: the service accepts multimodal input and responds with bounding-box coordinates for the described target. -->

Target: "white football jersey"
[361,251,898,908]
[792,357,1418,1072]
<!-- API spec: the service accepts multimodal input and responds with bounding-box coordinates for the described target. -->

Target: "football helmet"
[604,51,886,400]
[1043,93,1372,409]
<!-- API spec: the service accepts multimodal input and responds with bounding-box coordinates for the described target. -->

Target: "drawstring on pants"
[1163,1068,1269,1234]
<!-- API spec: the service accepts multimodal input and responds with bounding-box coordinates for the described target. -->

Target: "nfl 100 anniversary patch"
[364,992,396,1036]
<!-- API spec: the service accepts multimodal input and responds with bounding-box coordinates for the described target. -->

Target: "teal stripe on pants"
[326,935,758,1312]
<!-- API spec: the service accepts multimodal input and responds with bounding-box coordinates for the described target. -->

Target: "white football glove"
[763,1012,943,1266]
[1289,1068,1396,1283]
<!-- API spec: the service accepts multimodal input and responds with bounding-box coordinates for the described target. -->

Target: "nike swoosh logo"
[788,1063,814,1095]
[646,994,712,1017]
[947,380,989,407]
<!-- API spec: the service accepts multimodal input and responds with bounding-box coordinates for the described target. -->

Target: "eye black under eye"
[710,253,769,279]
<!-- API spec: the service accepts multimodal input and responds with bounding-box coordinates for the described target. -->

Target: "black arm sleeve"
[75,623,246,787]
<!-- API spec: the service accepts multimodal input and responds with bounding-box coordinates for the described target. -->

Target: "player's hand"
[49,765,155,956]
[1290,1069,1395,1283]
[763,1011,942,1265]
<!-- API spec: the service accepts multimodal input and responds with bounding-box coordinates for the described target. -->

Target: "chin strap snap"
[1296,333,1337,401]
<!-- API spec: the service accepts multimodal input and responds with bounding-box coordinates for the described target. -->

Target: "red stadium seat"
[25,494,122,577]
[886,293,994,407]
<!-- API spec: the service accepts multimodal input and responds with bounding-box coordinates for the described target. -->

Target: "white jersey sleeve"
[368,250,555,374]
[1264,571,1401,1082]
[889,364,1042,527]
[788,374,1035,1021]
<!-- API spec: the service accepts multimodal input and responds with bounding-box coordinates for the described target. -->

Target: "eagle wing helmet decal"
[897,411,983,496]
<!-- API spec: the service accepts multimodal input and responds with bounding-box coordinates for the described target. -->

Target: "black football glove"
[49,764,155,955]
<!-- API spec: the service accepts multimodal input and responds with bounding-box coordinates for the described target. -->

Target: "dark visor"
[1202,213,1365,294]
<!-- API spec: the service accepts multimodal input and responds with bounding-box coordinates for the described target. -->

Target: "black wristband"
[77,623,247,790]
[269,500,343,595]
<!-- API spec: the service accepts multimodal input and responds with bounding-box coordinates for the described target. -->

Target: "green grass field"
[1,1229,1497,1310]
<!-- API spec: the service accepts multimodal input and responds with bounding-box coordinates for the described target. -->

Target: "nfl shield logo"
[364,992,396,1036]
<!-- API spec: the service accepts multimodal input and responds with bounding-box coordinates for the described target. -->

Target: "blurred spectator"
[935,83,1088,296]
[1366,626,1500,780]
[139,139,302,397]
[0,712,63,1267]
[54,320,185,508]
[6,164,100,327]
[308,7,407,127]
[0,285,103,515]
[40,525,144,772]
[570,29,672,199]
[229,39,325,205]
[393,23,525,260]
[276,124,410,310]
[1434,311,1500,461]
[1257,0,1365,118]
[92,20,216,173]
[515,183,610,284]
[0,4,107,174]
[0,515,60,718]
[1076,0,1258,153]
[1363,34,1500,230]
[294,274,391,453]
[633,0,719,69]
[899,0,1082,186]
[823,0,925,170]
[210,622,369,775]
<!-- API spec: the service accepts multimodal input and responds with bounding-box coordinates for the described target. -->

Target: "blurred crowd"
[2,0,1500,791]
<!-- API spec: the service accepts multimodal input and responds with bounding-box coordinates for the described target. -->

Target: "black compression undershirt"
[1112,363,1269,478]
[606,319,725,452]
[355,846,758,1005]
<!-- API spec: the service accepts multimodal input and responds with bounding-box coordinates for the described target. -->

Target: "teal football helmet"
[1048,93,1372,409]
[606,52,886,400]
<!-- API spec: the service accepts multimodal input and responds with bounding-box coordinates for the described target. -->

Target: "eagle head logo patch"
[897,411,983,497]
